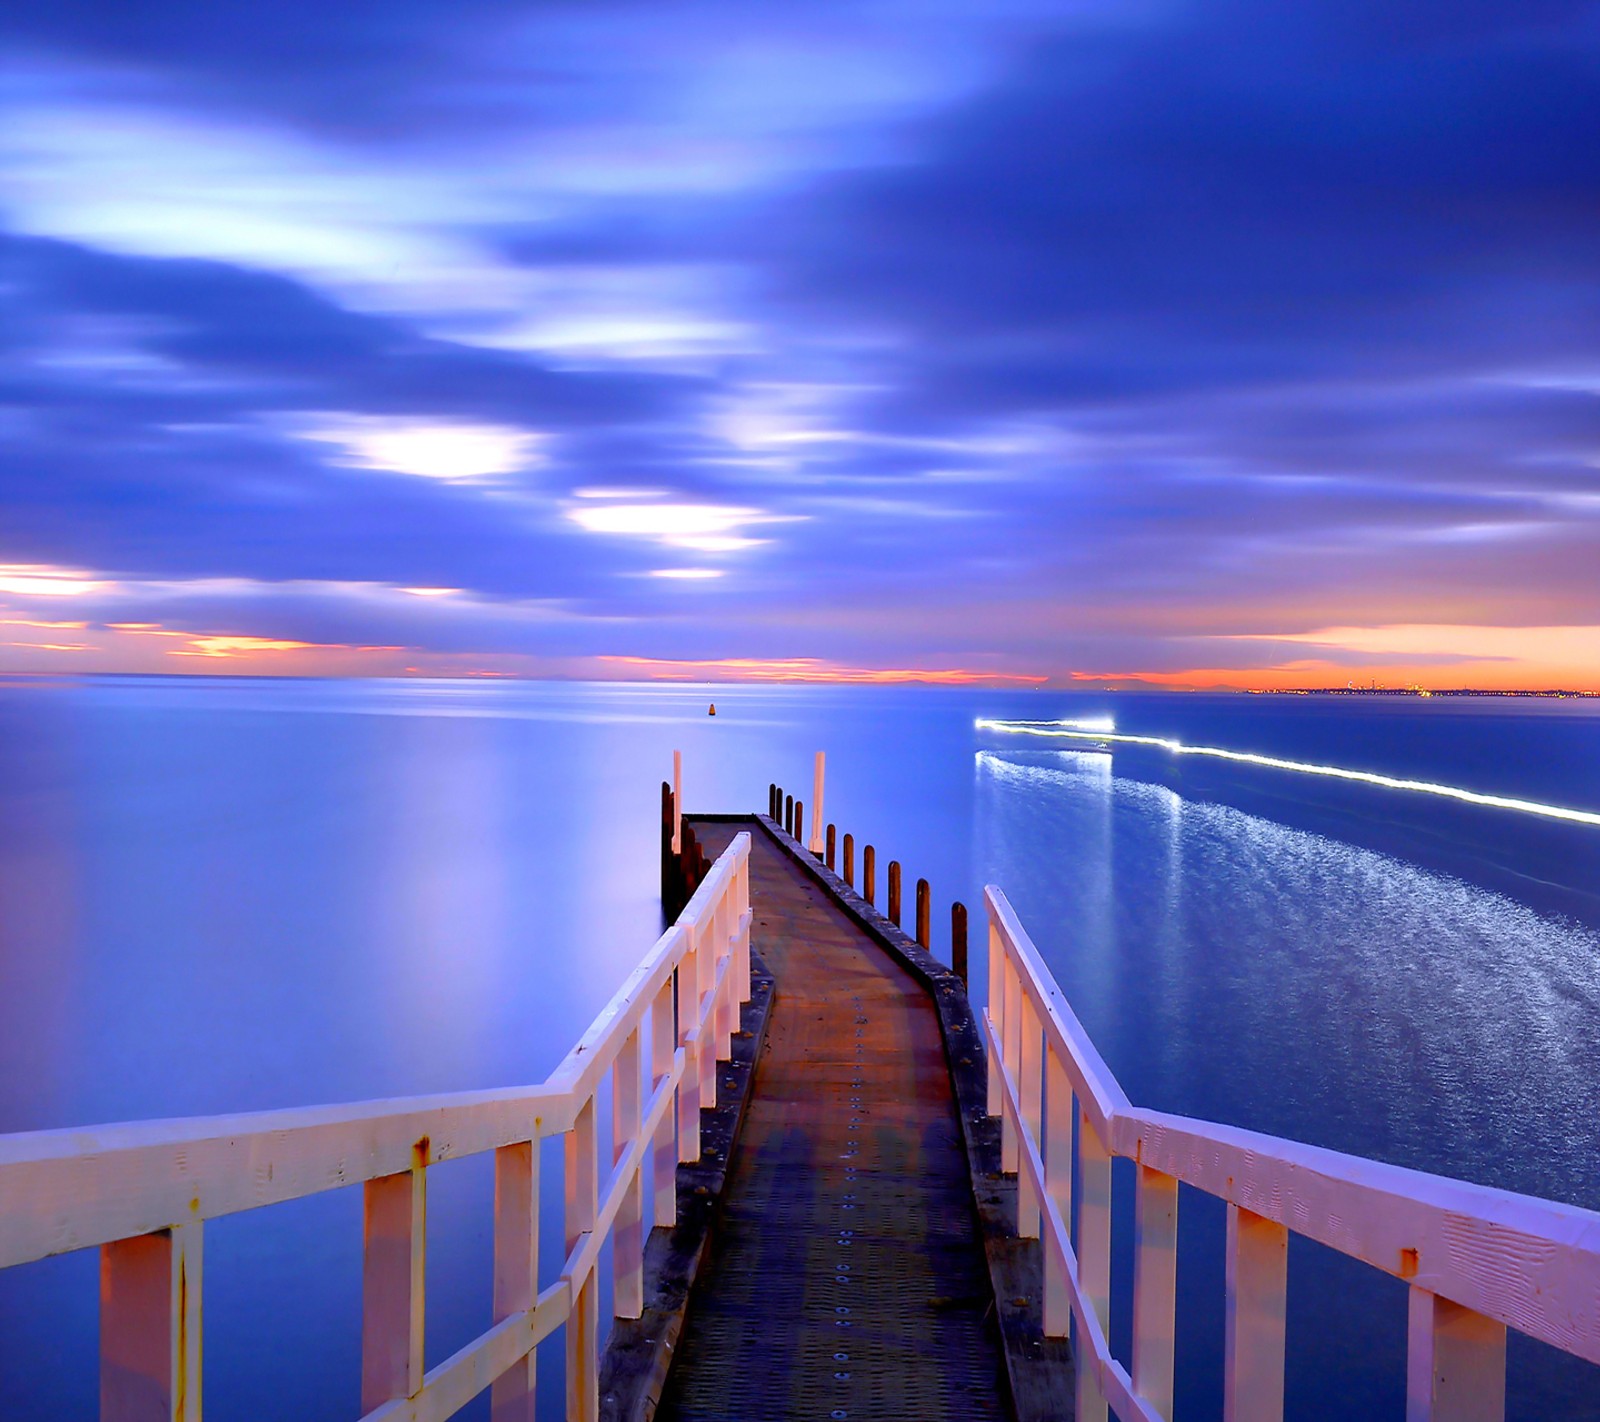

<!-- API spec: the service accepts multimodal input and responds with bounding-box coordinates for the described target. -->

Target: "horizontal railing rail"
[0,831,753,1422]
[983,883,1600,1422]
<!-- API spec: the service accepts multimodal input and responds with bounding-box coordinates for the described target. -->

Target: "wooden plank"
[1224,1203,1287,1422]
[1133,1166,1178,1420]
[654,820,1011,1422]
[100,1223,202,1422]
[1407,1287,1507,1422]
[363,1164,426,1411]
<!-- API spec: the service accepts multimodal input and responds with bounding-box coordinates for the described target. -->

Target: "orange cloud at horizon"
[599,655,1048,686]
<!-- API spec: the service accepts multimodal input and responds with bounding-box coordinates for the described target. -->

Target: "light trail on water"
[973,717,1600,828]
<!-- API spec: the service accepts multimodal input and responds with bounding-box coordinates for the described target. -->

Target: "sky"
[1,0,1597,689]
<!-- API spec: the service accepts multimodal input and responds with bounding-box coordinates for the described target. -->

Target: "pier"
[2,757,1599,1421]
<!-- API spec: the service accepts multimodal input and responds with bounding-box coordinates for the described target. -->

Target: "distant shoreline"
[1249,687,1599,699]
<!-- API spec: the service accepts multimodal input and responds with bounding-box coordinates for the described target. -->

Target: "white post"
[1018,994,1043,1239]
[613,1028,644,1319]
[362,1164,426,1412]
[1133,1166,1179,1421]
[491,1141,538,1422]
[100,1223,203,1422]
[1077,1108,1113,1422]
[1224,1204,1287,1422]
[1042,1053,1074,1337]
[651,977,678,1226]
[986,912,1005,1117]
[565,1096,599,1422]
[671,749,682,855]
[809,750,825,854]
[1406,1287,1506,1422]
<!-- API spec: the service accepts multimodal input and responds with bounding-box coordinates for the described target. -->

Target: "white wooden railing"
[983,884,1600,1422]
[0,833,752,1422]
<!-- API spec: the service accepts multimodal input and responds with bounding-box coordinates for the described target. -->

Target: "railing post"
[863,845,876,904]
[1224,1204,1287,1422]
[1043,1052,1073,1337]
[1018,994,1043,1238]
[362,1159,426,1411]
[951,901,968,983]
[671,749,682,855]
[677,937,701,1163]
[887,860,902,925]
[718,885,736,1059]
[810,750,825,854]
[826,822,836,870]
[491,1141,539,1422]
[915,878,931,949]
[842,832,854,887]
[734,848,751,1002]
[613,1027,645,1319]
[1133,1166,1179,1421]
[986,909,1004,1117]
[1000,957,1021,1172]
[1406,1288,1506,1422]
[695,915,716,1109]
[651,976,678,1224]
[1077,1106,1112,1422]
[566,1095,600,1422]
[101,1223,203,1422]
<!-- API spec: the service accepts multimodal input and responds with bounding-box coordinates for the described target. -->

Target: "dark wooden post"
[826,823,836,870]
[916,878,930,949]
[863,845,876,905]
[952,902,969,984]
[785,794,794,836]
[794,800,804,847]
[842,833,854,887]
[888,861,902,926]
[769,783,778,819]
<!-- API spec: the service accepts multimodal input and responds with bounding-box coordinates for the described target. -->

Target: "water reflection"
[976,748,1600,1210]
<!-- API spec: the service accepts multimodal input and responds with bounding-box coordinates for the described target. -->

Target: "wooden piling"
[826,823,836,870]
[842,833,854,887]
[769,784,778,819]
[916,878,930,949]
[952,902,968,984]
[863,845,876,905]
[784,794,794,836]
[794,800,804,848]
[888,860,902,926]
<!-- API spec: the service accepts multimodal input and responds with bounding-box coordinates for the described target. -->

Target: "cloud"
[1,1,1597,682]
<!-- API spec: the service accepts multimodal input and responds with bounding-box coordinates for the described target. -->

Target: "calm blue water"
[1,677,1597,1419]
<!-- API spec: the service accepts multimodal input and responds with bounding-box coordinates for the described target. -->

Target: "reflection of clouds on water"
[975,750,1600,1210]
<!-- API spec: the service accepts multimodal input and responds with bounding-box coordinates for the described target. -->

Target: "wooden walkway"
[656,820,1010,1422]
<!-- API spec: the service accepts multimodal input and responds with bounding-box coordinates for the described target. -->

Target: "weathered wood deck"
[653,818,1010,1421]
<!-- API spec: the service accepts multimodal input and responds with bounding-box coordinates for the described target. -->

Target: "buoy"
[708,703,717,716]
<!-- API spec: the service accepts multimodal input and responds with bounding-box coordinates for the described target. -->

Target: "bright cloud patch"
[303,418,542,481]
[0,563,111,597]
[568,502,776,551]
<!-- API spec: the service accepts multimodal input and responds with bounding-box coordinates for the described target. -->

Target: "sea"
[0,675,1596,1420]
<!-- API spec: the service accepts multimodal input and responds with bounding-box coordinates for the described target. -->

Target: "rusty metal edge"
[734,811,1077,1422]
[597,951,777,1422]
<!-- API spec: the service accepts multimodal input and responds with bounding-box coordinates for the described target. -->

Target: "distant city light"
[974,717,1600,828]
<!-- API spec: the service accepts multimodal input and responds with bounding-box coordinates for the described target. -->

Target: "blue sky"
[2,0,1597,686]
